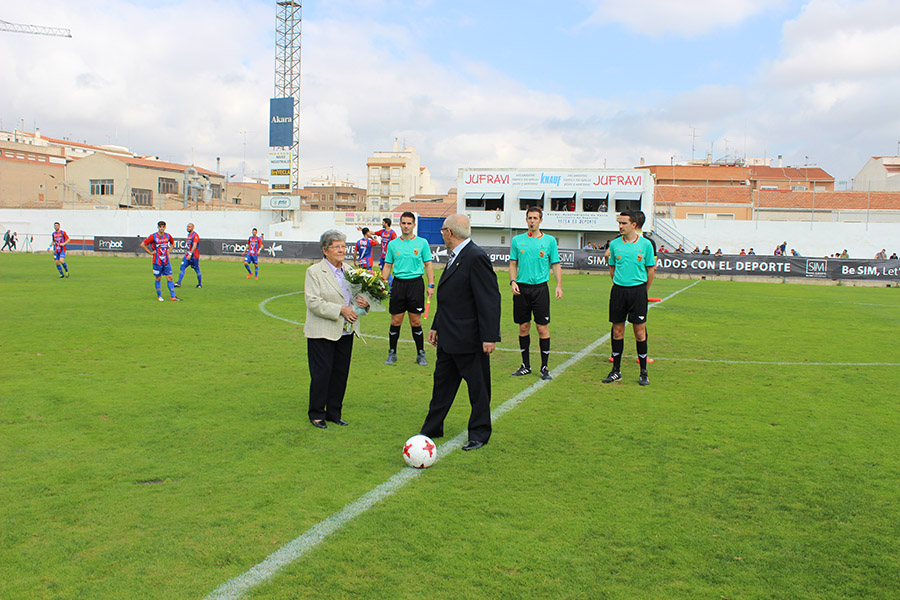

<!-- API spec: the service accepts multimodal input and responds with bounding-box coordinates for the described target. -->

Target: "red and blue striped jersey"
[186,231,200,259]
[143,232,174,265]
[375,228,397,259]
[52,230,69,252]
[356,238,377,268]
[247,236,262,257]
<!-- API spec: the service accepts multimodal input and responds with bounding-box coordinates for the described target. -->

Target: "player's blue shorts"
[153,262,173,277]
[182,257,200,270]
[245,255,259,264]
[54,250,66,260]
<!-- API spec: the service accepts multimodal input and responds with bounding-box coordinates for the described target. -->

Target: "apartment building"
[366,140,434,211]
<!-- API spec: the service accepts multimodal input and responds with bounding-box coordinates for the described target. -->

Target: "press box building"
[457,168,655,248]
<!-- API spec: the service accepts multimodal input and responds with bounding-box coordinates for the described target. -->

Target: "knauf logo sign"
[269,197,292,208]
[540,173,561,186]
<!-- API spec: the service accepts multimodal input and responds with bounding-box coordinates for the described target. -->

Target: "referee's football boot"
[540,366,552,381]
[416,350,428,366]
[385,349,398,365]
[639,370,650,386]
[511,364,532,377]
[601,370,622,384]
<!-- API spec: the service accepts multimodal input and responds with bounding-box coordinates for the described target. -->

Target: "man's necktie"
[447,250,456,268]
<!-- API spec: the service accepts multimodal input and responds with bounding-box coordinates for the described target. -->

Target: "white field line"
[206,282,699,599]
[259,286,898,367]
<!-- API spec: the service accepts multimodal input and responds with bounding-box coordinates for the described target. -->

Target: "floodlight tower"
[274,0,302,189]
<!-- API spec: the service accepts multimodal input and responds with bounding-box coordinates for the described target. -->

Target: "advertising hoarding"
[269,97,294,147]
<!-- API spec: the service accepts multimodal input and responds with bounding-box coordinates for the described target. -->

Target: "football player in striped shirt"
[175,222,202,288]
[141,221,181,301]
[51,222,70,278]
[243,228,263,279]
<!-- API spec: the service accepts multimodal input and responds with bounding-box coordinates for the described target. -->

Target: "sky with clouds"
[2,0,899,192]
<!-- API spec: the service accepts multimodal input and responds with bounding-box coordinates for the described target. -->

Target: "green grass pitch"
[2,253,899,599]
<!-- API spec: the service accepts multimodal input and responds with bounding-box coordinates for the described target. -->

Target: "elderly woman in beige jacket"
[305,230,369,429]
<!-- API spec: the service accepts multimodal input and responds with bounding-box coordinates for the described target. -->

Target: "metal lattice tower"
[274,1,302,190]
[0,19,72,38]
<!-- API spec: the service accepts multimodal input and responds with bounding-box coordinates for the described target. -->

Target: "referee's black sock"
[637,339,648,371]
[389,325,401,352]
[411,326,424,352]
[611,338,624,372]
[518,335,531,369]
[539,337,550,369]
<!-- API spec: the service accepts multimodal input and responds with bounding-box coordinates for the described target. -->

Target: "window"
[210,184,222,199]
[582,191,609,212]
[518,190,544,211]
[613,192,642,213]
[391,183,400,194]
[131,188,152,206]
[790,185,807,191]
[158,177,178,194]
[391,167,401,178]
[550,191,575,212]
[716,213,735,220]
[465,192,485,210]
[370,167,380,180]
[686,213,704,219]
[370,183,380,194]
[232,197,242,205]
[90,179,114,195]
[483,192,504,211]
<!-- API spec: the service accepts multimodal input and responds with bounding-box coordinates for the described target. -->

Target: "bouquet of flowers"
[344,266,390,315]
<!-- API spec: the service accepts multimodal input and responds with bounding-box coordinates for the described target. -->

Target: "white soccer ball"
[403,435,437,469]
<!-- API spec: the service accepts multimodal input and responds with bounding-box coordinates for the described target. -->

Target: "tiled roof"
[638,165,749,182]
[750,165,833,182]
[110,155,220,177]
[656,186,900,210]
[654,185,753,205]
[758,190,900,210]
[395,198,457,217]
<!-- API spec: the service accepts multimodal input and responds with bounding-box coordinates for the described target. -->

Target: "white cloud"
[768,0,900,83]
[580,0,784,36]
[4,0,900,196]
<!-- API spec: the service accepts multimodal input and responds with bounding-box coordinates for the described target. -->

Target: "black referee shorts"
[513,282,551,325]
[389,276,425,315]
[608,283,649,324]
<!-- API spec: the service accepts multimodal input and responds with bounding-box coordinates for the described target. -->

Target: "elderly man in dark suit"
[420,215,501,451]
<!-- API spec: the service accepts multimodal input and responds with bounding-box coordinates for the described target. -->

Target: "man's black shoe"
[540,366,552,381]
[326,418,349,426]
[461,440,485,451]
[310,419,327,429]
[173,282,181,288]
[511,365,531,377]
[639,371,650,386]
[602,370,622,384]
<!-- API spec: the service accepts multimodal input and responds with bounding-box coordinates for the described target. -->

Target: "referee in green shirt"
[604,210,656,386]
[509,206,563,380]
[382,211,435,366]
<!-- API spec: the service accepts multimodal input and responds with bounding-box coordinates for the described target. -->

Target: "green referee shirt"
[608,235,656,286]
[385,235,432,278]
[510,232,560,285]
